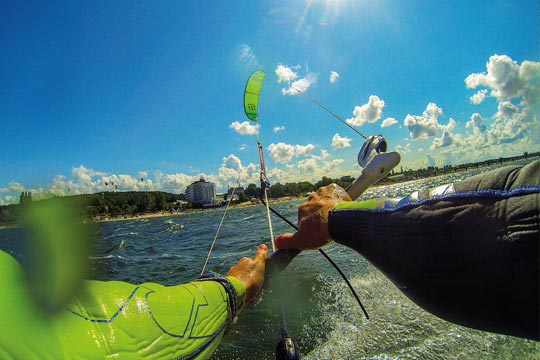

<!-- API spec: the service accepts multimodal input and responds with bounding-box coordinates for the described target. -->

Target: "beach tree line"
[0,175,359,226]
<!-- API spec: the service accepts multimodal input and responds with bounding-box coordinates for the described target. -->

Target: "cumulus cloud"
[430,131,455,150]
[295,144,315,156]
[520,60,540,105]
[275,64,318,95]
[460,54,540,158]
[267,142,315,163]
[158,173,199,193]
[320,149,330,159]
[223,154,242,170]
[470,89,488,104]
[229,121,259,135]
[0,181,25,193]
[465,54,540,105]
[403,103,443,139]
[288,155,345,183]
[331,133,352,149]
[1,160,259,204]
[268,142,296,163]
[217,154,258,186]
[72,165,106,183]
[273,126,285,133]
[394,143,411,154]
[346,95,385,127]
[494,101,519,120]
[486,116,526,145]
[381,117,398,128]
[138,171,148,180]
[275,64,299,83]
[466,113,487,133]
[329,71,339,84]
[444,118,457,132]
[281,73,318,95]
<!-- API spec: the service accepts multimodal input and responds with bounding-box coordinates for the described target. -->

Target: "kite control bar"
[266,135,400,276]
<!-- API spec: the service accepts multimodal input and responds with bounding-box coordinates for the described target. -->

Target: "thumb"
[253,244,268,262]
[275,232,297,250]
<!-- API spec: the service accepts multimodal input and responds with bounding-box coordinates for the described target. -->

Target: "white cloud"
[331,133,352,149]
[430,131,455,150]
[239,144,248,151]
[275,64,298,83]
[268,142,296,163]
[267,142,315,163]
[444,118,457,132]
[0,181,25,193]
[295,144,315,156]
[272,153,345,184]
[466,113,487,133]
[486,116,525,145]
[457,54,540,162]
[217,154,258,187]
[159,173,198,193]
[465,54,540,104]
[470,89,488,104]
[72,165,106,183]
[329,71,339,84]
[281,72,318,96]
[520,60,540,105]
[275,64,318,95]
[395,143,411,154]
[236,43,259,69]
[381,117,398,128]
[229,121,259,135]
[273,126,285,133]
[403,103,443,139]
[494,101,519,120]
[138,171,148,181]
[223,154,242,170]
[346,95,385,127]
[320,149,330,159]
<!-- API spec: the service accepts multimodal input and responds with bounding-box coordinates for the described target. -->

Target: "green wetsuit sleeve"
[0,250,65,360]
[0,249,246,360]
[334,198,378,210]
[55,276,246,359]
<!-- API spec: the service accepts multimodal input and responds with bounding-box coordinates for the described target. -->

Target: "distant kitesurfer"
[0,244,268,359]
[276,160,540,341]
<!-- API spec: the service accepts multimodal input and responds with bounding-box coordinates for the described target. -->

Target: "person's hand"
[227,244,268,304]
[275,184,351,250]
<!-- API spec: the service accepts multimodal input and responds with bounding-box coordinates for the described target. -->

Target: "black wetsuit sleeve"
[329,160,540,340]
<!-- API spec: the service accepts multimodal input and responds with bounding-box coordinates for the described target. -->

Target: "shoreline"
[0,196,302,230]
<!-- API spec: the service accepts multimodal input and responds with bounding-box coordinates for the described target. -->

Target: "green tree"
[244,183,259,198]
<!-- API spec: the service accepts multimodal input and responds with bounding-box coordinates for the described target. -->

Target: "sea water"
[1,161,539,359]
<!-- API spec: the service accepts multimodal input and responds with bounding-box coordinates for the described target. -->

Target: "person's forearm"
[328,160,540,340]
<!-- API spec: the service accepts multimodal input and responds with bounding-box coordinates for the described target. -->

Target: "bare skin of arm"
[275,184,351,250]
[227,244,268,304]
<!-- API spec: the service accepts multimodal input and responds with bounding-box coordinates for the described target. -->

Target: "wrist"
[197,272,246,320]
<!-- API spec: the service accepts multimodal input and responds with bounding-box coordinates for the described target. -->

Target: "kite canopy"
[244,70,266,122]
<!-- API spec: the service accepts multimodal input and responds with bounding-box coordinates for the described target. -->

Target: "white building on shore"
[185,177,217,206]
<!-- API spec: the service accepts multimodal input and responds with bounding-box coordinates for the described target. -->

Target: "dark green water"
[1,162,539,359]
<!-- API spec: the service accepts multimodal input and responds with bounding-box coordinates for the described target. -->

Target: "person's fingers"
[274,232,297,249]
[253,244,268,263]
[275,231,327,250]
[317,183,351,202]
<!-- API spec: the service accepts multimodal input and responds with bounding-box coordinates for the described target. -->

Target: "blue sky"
[1,0,539,204]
